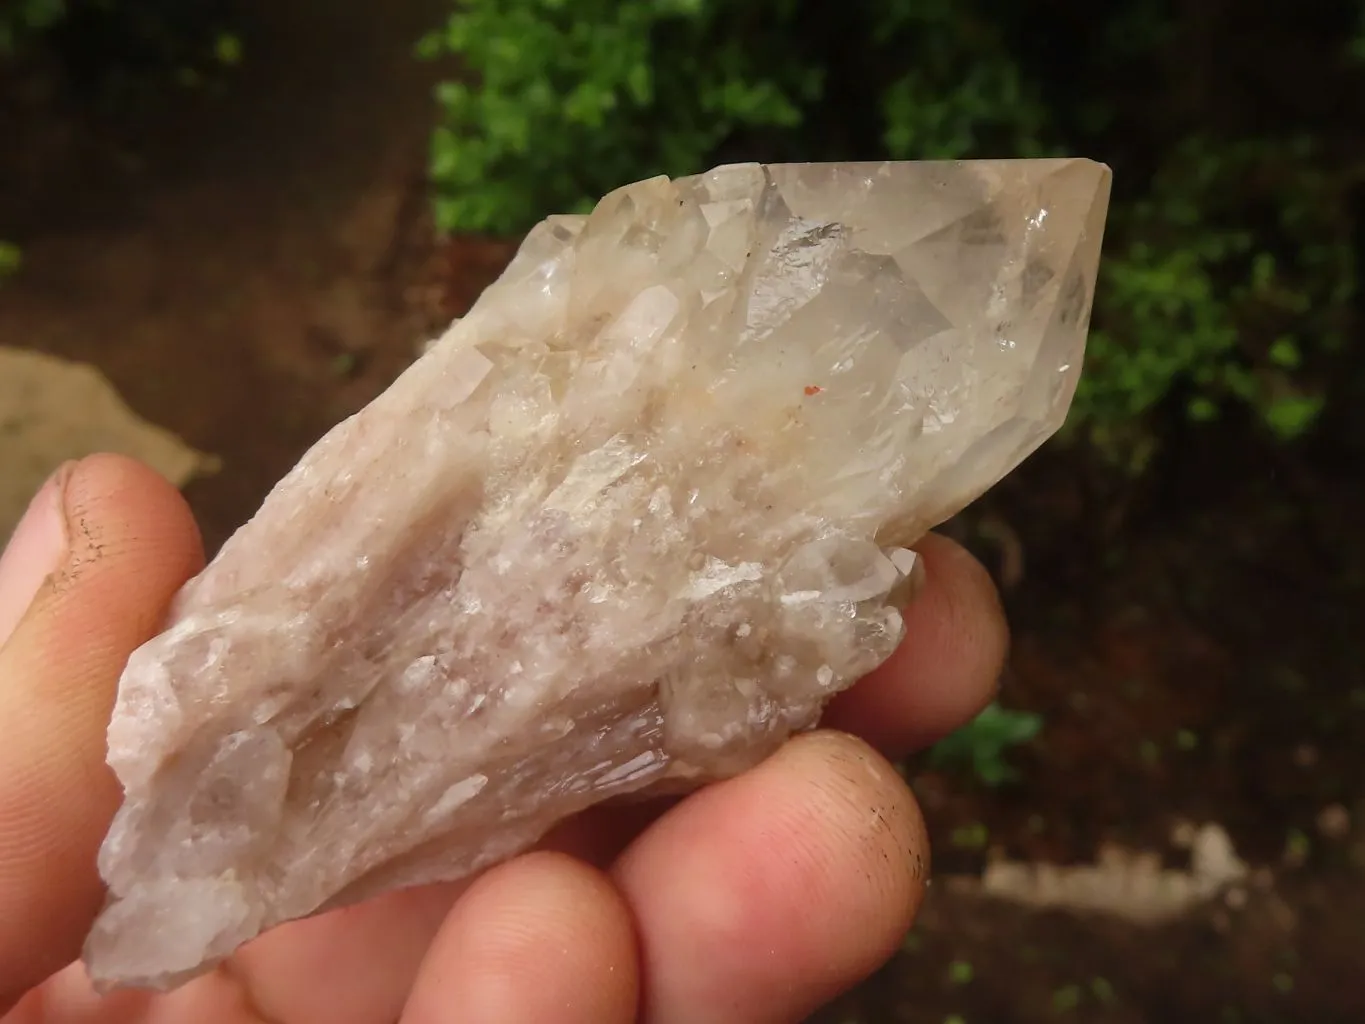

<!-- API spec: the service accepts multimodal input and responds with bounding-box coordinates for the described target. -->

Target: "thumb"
[0,455,203,1007]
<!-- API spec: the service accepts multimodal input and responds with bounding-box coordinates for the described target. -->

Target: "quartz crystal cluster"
[84,159,1111,989]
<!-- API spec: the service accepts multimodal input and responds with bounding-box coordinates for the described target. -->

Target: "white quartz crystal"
[83,159,1112,990]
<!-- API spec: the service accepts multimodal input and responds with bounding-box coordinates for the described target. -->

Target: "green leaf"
[214,32,242,67]
[0,241,22,277]
[1264,394,1324,440]
[1187,396,1219,422]
[1267,337,1301,369]
[928,703,1042,786]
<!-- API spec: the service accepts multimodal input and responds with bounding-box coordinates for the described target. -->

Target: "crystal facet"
[83,159,1112,990]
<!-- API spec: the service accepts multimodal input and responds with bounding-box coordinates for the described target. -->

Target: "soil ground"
[2,2,1363,1021]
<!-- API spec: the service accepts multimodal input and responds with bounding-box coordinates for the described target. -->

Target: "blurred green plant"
[423,0,1362,470]
[417,0,822,234]
[1067,134,1356,468]
[928,703,1043,786]
[1,0,243,94]
[0,242,22,280]
[0,0,64,54]
[873,1,1052,163]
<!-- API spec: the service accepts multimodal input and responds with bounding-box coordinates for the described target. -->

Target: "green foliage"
[874,2,1052,162]
[424,0,1364,461]
[1,1,243,94]
[418,0,821,234]
[0,242,22,280]
[928,703,1043,786]
[419,0,1053,233]
[1068,135,1355,465]
[0,0,64,54]
[212,30,240,67]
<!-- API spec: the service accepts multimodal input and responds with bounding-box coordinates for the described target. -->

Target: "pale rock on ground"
[957,822,1252,924]
[0,347,216,541]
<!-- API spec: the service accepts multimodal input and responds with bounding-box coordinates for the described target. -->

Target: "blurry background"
[2,1,1363,1020]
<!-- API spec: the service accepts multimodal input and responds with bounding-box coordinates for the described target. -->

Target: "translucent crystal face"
[84,160,1111,990]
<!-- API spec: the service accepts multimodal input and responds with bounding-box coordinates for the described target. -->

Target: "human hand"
[0,454,1006,1024]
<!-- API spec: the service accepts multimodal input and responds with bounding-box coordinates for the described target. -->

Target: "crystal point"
[83,159,1111,989]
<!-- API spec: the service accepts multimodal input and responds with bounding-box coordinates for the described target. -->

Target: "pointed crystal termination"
[83,159,1111,990]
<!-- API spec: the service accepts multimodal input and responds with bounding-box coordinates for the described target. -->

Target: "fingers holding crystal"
[223,881,465,1024]
[611,730,927,1024]
[822,532,1008,757]
[0,455,204,1009]
[399,852,639,1024]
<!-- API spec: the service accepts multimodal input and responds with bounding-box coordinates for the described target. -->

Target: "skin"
[0,454,1008,1024]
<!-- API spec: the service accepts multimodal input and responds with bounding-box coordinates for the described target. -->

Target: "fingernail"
[0,462,74,646]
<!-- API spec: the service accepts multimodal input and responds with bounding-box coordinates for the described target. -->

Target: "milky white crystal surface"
[83,159,1111,989]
